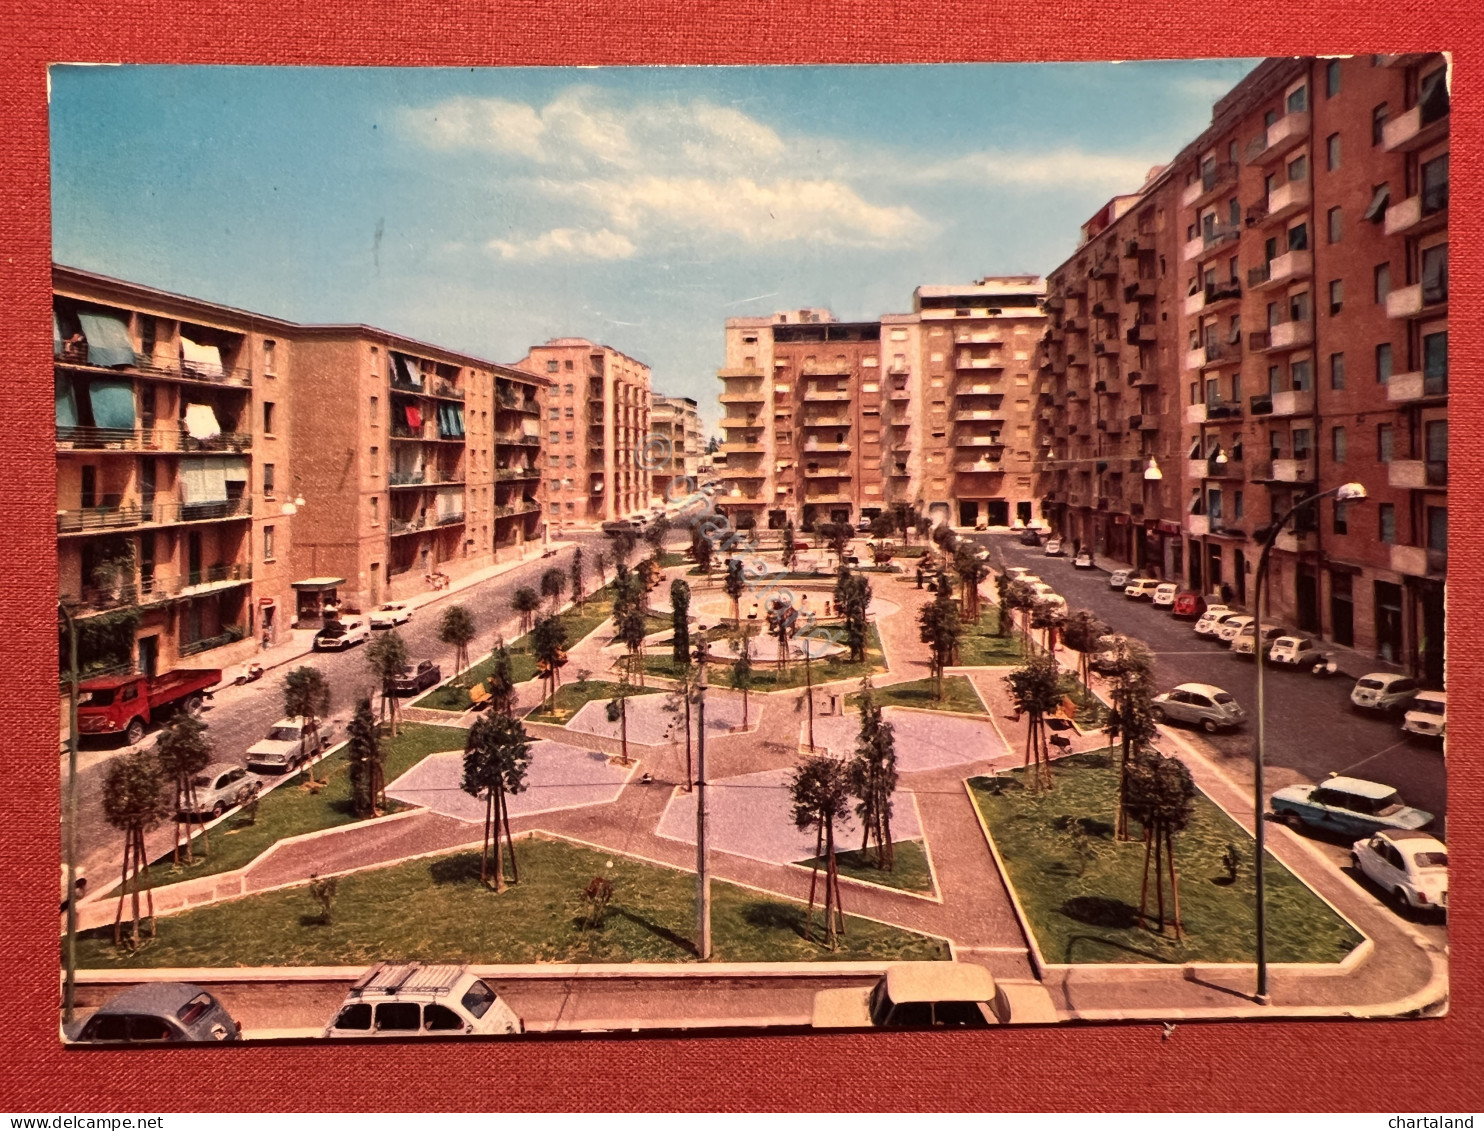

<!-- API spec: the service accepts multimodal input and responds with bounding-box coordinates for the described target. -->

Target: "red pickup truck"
[75,668,222,746]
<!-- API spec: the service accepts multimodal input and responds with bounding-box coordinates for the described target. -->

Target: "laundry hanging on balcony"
[404,404,422,431]
[434,488,464,521]
[88,380,136,431]
[180,457,230,504]
[180,335,224,378]
[184,402,223,441]
[55,374,78,431]
[76,312,136,369]
[392,352,422,388]
[221,456,249,483]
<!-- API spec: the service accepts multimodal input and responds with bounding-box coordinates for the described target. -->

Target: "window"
[546,360,559,373]
[548,454,559,466]
[1289,291,1310,323]
[263,401,276,434]
[263,525,276,560]
[1207,488,1223,522]
[1374,263,1391,303]
[1421,154,1449,214]
[564,383,574,396]
[1287,85,1308,113]
[1328,206,1343,244]
[1427,507,1447,553]
[374,1003,421,1032]
[1379,503,1396,544]
[1267,365,1281,395]
[1425,419,1447,464]
[566,454,575,468]
[1288,154,1307,182]
[263,462,276,495]
[1421,244,1448,305]
[1332,426,1347,463]
[1293,428,1312,459]
[1326,59,1341,98]
[1334,500,1349,535]
[564,359,573,371]
[369,447,378,475]
[548,431,559,443]
[1423,331,1448,391]
[263,340,276,375]
[1326,133,1341,171]
[1377,423,1394,462]
[1330,352,1346,389]
[1234,491,1244,519]
[1291,359,1311,391]
[423,1004,463,1032]
[548,407,560,420]
[370,395,378,425]
[1376,343,1394,384]
[565,430,574,442]
[1329,279,1343,315]
[1372,103,1389,145]
[563,407,574,419]
[1287,222,1308,251]
[370,496,379,524]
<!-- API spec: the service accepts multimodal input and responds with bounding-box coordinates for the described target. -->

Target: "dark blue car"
[66,982,242,1043]
[1270,775,1434,839]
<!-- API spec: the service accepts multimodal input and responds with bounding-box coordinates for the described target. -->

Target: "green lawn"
[642,625,888,691]
[846,675,987,716]
[967,751,1364,965]
[524,679,662,726]
[138,723,469,888]
[797,840,934,894]
[958,609,1026,667]
[76,837,949,968]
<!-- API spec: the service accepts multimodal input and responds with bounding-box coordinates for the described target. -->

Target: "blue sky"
[50,60,1260,429]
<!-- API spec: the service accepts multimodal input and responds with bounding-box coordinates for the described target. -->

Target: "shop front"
[292,577,346,629]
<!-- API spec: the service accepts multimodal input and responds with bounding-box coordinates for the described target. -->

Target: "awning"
[222,456,249,483]
[184,402,222,440]
[405,404,422,431]
[441,405,465,438]
[55,374,78,430]
[1362,184,1390,224]
[180,457,229,504]
[88,380,136,430]
[76,312,136,368]
[291,577,346,591]
[181,336,224,377]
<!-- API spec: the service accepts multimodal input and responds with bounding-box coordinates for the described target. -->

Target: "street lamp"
[1143,457,1163,481]
[1252,480,1366,1003]
[59,602,80,1025]
[694,662,711,961]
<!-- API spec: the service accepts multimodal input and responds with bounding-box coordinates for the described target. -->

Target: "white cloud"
[487,227,636,262]
[908,147,1165,192]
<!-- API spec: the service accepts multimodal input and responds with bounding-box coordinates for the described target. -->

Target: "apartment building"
[515,338,652,526]
[1036,175,1188,578]
[650,394,703,501]
[1036,54,1448,682]
[716,309,885,531]
[913,277,1047,529]
[54,265,296,677]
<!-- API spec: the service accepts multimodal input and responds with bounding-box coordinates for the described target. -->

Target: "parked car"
[1151,582,1179,609]
[1124,578,1161,600]
[1151,682,1247,732]
[369,601,413,629]
[1019,529,1043,547]
[1107,569,1132,590]
[1271,775,1434,838]
[66,983,243,1044]
[314,618,371,651]
[600,519,637,535]
[246,716,335,774]
[1005,566,1037,583]
[1350,673,1421,714]
[1172,591,1207,619]
[1231,623,1288,658]
[1216,614,1255,645]
[180,762,259,819]
[392,659,442,695]
[1072,550,1093,569]
[1193,606,1237,637]
[323,963,524,1038]
[60,863,87,912]
[1351,829,1448,914]
[1268,635,1324,669]
[811,962,1056,1029]
[1043,538,1064,557]
[1401,690,1446,742]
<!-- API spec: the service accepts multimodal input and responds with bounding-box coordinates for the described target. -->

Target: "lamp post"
[693,629,711,959]
[59,602,79,1025]
[1252,480,1366,1002]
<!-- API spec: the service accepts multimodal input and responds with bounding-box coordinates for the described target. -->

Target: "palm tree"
[365,629,409,736]
[438,604,477,679]
[1126,751,1197,938]
[723,557,746,625]
[460,713,534,891]
[1004,654,1064,791]
[540,566,567,614]
[848,679,898,870]
[101,748,170,947]
[570,547,586,611]
[789,754,851,949]
[154,715,213,864]
[511,586,541,636]
[282,666,331,785]
[346,696,385,818]
[670,578,692,666]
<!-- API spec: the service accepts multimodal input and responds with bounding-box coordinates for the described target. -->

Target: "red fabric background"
[2,0,1479,1111]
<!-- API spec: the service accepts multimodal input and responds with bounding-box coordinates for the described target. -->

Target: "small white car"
[182,762,260,819]
[1350,673,1421,714]
[812,962,1056,1029]
[1231,624,1287,658]
[1107,569,1132,590]
[1043,538,1064,557]
[1402,690,1446,742]
[369,602,413,629]
[1151,582,1179,609]
[314,618,371,651]
[1124,578,1161,600]
[1216,614,1255,644]
[1268,635,1323,668]
[1073,550,1094,569]
[246,716,334,774]
[324,963,524,1038]
[1193,606,1236,637]
[1351,829,1448,914]
[1151,682,1247,733]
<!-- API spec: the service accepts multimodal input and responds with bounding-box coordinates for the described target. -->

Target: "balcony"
[956,355,1006,371]
[725,467,768,480]
[1387,370,1448,403]
[1382,92,1450,153]
[56,495,252,535]
[803,467,852,479]
[495,466,540,480]
[719,387,766,404]
[56,425,181,453]
[1123,279,1157,304]
[1248,249,1313,291]
[1248,387,1314,417]
[1385,187,1449,237]
[1269,457,1316,483]
[1388,460,1448,490]
[718,416,760,429]
[802,416,850,429]
[956,435,1006,450]
[955,460,1004,474]
[54,343,253,388]
[496,391,542,415]
[436,511,466,527]
[1274,529,1313,554]
[1385,279,1447,320]
[889,384,911,401]
[1185,223,1242,264]
[955,382,1001,397]
[954,409,1006,423]
[802,440,850,453]
[1255,178,1311,227]
[493,432,542,447]
[1187,514,1209,536]
[1181,162,1238,210]
[720,440,765,454]
[803,387,851,401]
[493,501,542,518]
[1255,320,1313,353]
[717,367,765,379]
[1390,544,1447,579]
[388,471,427,487]
[1246,111,1310,165]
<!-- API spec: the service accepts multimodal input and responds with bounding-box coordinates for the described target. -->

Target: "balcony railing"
[495,466,540,480]
[1386,370,1449,403]
[1246,111,1310,165]
[436,511,466,526]
[494,432,543,446]
[55,344,253,387]
[57,495,252,534]
[388,471,426,486]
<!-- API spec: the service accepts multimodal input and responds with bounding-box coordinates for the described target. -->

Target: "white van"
[324,963,524,1038]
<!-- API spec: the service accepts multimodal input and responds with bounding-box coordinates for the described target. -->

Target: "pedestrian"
[915,565,924,589]
[1220,581,1234,606]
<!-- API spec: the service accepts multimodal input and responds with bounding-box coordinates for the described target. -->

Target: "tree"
[593,550,609,587]
[283,666,331,786]
[643,515,671,560]
[531,613,569,710]
[825,522,852,567]
[614,589,649,688]
[953,543,990,624]
[723,557,746,625]
[346,696,385,818]
[1003,579,1038,647]
[691,526,714,577]
[365,629,409,737]
[869,511,896,539]
[607,527,637,569]
[605,667,641,765]
[768,596,796,672]
[486,641,517,718]
[570,547,586,611]
[1061,609,1109,690]
[892,502,915,545]
[101,748,170,947]
[834,568,872,663]
[730,624,756,726]
[540,566,567,614]
[1125,751,1196,938]
[917,572,962,699]
[511,586,541,636]
[1004,654,1064,791]
[461,713,534,891]
[670,578,692,666]
[789,754,851,949]
[154,715,213,864]
[1031,601,1065,653]
[1105,638,1159,840]
[781,521,797,571]
[849,679,898,870]
[438,604,477,679]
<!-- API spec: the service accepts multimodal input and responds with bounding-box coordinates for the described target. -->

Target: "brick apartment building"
[514,338,652,526]
[650,394,703,501]
[1037,53,1448,682]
